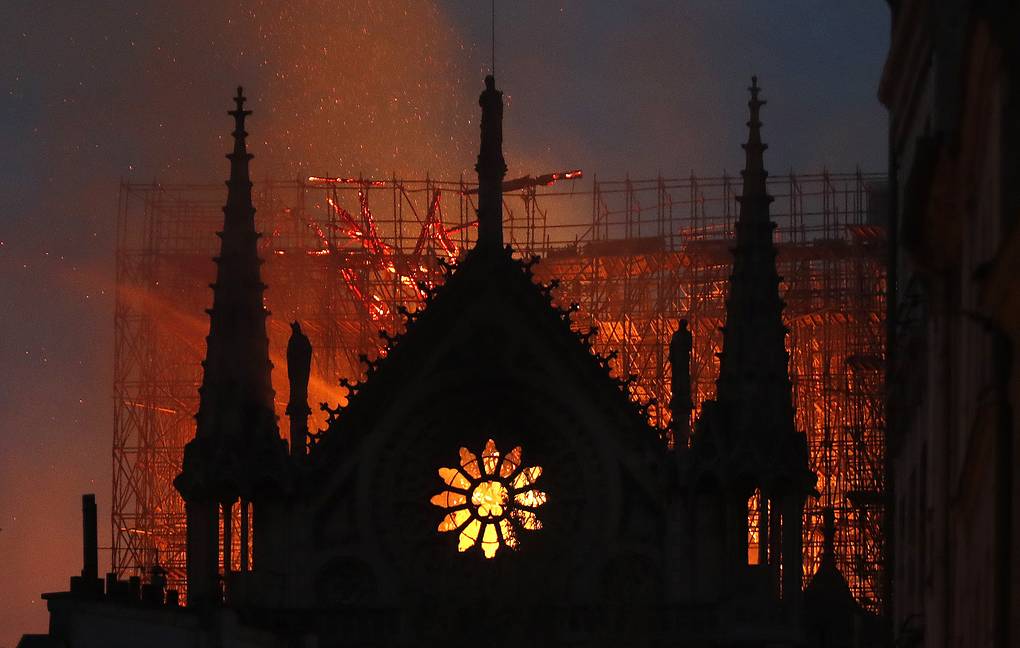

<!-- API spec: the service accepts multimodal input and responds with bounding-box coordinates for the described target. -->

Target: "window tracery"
[431,439,546,558]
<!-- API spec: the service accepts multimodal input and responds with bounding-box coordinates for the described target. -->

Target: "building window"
[431,439,547,558]
[748,489,762,565]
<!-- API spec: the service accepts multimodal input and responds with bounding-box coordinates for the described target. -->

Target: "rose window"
[431,439,547,558]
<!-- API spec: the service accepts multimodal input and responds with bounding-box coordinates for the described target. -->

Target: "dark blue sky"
[0,2,888,644]
[446,0,889,176]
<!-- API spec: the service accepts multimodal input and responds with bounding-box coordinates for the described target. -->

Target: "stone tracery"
[431,439,547,558]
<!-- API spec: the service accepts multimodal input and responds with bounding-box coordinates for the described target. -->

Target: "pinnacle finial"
[230,86,252,123]
[225,86,254,218]
[822,507,835,558]
[740,75,769,198]
[748,75,765,112]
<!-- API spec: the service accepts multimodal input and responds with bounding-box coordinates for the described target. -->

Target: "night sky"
[0,2,888,644]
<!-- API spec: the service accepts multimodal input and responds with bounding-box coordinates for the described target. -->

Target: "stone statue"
[669,319,694,449]
[286,321,313,458]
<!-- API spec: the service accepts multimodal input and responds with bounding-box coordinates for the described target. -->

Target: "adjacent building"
[880,2,1020,647]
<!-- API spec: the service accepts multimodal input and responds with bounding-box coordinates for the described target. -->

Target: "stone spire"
[194,86,277,449]
[475,75,507,252]
[685,79,814,608]
[804,508,862,620]
[714,76,794,445]
[175,88,285,607]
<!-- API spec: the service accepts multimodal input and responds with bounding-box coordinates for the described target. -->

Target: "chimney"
[82,494,98,580]
[69,493,102,597]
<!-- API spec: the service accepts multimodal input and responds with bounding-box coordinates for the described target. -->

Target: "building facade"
[880,2,1020,647]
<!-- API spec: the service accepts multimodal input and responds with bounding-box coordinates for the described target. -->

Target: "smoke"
[0,2,484,643]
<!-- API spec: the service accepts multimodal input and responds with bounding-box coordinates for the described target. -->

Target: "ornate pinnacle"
[822,507,836,560]
[714,76,792,447]
[193,87,275,445]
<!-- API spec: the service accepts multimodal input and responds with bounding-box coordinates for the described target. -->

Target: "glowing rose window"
[431,439,546,558]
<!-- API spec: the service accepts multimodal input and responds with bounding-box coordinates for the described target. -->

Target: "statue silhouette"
[286,321,313,458]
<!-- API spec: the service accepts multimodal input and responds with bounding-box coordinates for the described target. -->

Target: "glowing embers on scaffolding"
[431,439,546,558]
[311,183,462,323]
[113,171,886,607]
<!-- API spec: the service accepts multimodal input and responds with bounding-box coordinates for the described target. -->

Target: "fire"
[115,171,885,610]
[461,168,585,194]
[307,176,386,188]
[548,169,583,182]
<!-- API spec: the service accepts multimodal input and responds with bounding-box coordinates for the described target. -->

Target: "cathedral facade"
[22,77,877,648]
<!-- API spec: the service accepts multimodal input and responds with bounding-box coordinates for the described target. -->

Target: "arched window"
[747,488,763,565]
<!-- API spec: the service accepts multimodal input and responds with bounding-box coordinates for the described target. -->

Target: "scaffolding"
[113,171,886,611]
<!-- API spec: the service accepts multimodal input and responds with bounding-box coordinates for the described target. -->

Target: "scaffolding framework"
[113,171,886,610]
